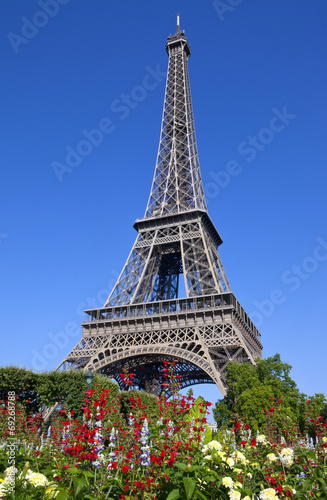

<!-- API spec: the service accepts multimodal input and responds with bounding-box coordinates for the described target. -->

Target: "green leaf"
[66,466,80,474]
[82,470,94,478]
[73,476,86,496]
[307,450,316,460]
[166,489,181,500]
[202,424,212,445]
[183,477,196,500]
[174,462,188,471]
[194,490,208,500]
[55,491,69,500]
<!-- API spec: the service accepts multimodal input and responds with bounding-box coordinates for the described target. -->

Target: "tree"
[0,366,118,416]
[213,354,302,431]
[298,393,327,437]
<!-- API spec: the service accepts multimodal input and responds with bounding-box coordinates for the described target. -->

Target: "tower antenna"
[176,13,180,33]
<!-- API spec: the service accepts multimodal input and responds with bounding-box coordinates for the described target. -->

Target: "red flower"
[240,440,247,448]
[251,438,257,446]
[286,492,292,497]
[85,389,95,396]
[122,465,129,473]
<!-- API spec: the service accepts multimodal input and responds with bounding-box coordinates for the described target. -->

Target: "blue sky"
[1,1,326,417]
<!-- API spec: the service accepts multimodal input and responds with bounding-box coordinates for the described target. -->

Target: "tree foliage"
[213,354,326,431]
[0,366,118,416]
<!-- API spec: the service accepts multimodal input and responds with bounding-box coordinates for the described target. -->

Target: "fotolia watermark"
[30,268,119,370]
[7,0,71,54]
[204,106,296,201]
[212,0,244,22]
[51,64,166,183]
[249,237,327,326]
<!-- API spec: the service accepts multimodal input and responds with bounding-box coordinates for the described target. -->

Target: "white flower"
[280,447,294,456]
[266,453,278,462]
[4,467,18,478]
[0,479,11,497]
[228,490,241,500]
[281,456,294,467]
[202,440,222,453]
[259,488,278,500]
[279,448,294,467]
[28,472,49,487]
[45,484,59,497]
[226,457,235,468]
[234,450,246,464]
[222,477,234,489]
[246,472,252,478]
[257,434,267,444]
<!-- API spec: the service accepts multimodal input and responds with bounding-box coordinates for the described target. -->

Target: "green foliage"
[119,389,160,422]
[298,393,327,437]
[0,366,118,417]
[213,354,303,431]
[185,395,212,444]
[0,366,40,414]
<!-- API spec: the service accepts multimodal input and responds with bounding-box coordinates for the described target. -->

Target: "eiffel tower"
[58,17,262,396]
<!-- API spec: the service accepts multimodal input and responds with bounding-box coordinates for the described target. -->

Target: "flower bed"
[0,370,326,499]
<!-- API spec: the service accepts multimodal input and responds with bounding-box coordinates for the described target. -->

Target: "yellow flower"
[226,457,235,468]
[27,472,49,487]
[202,440,222,453]
[222,477,234,489]
[259,488,277,500]
[45,484,59,498]
[322,436,327,443]
[266,453,278,463]
[228,490,241,500]
[234,450,246,464]
[252,462,260,467]
[3,467,17,478]
[0,479,10,499]
[279,448,294,467]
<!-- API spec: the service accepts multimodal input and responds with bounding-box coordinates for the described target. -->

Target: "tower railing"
[82,292,261,339]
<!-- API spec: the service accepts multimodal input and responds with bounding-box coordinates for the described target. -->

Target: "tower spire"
[176,13,180,33]
[145,20,205,219]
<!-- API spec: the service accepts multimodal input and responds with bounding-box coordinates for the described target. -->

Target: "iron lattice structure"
[58,21,262,396]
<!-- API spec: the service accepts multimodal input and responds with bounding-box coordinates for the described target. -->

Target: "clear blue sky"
[1,1,326,417]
